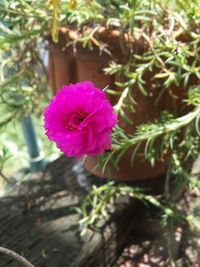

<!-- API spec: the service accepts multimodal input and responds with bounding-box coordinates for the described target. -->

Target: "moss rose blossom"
[44,81,117,158]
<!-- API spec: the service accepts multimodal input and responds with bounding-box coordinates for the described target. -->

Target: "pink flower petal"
[44,81,117,158]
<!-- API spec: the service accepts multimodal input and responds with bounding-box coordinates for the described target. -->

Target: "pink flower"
[44,81,117,158]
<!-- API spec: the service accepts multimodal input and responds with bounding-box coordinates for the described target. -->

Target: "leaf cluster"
[0,0,50,126]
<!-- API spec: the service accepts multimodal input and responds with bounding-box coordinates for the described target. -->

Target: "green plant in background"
[0,0,200,265]
[0,0,62,181]
[0,0,49,124]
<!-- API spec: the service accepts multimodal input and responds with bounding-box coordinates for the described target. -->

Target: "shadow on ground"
[0,157,85,267]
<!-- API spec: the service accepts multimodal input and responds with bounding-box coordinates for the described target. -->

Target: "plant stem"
[112,106,200,152]
[164,165,171,199]
[0,247,35,267]
[165,219,177,267]
[0,170,12,185]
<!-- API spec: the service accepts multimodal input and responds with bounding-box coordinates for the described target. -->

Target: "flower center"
[65,110,87,130]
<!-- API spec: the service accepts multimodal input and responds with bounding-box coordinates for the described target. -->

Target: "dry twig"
[0,247,35,267]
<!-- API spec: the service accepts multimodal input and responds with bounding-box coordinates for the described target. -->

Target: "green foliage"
[67,0,103,25]
[0,0,50,125]
[0,0,62,181]
[96,98,200,173]
[187,86,200,107]
[67,0,160,28]
[76,180,187,236]
[0,3,200,264]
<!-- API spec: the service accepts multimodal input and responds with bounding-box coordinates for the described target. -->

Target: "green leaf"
[115,147,129,165]
[131,142,141,167]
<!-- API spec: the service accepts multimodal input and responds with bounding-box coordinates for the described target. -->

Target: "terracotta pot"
[47,27,188,181]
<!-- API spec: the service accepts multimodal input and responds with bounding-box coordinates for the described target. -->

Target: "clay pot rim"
[47,26,149,58]
[47,25,192,61]
[59,26,143,42]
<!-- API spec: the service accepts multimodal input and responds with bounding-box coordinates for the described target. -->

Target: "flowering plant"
[1,1,200,264]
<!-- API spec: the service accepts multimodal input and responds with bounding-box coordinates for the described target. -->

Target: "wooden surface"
[0,156,198,267]
[0,156,145,267]
[0,157,85,267]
